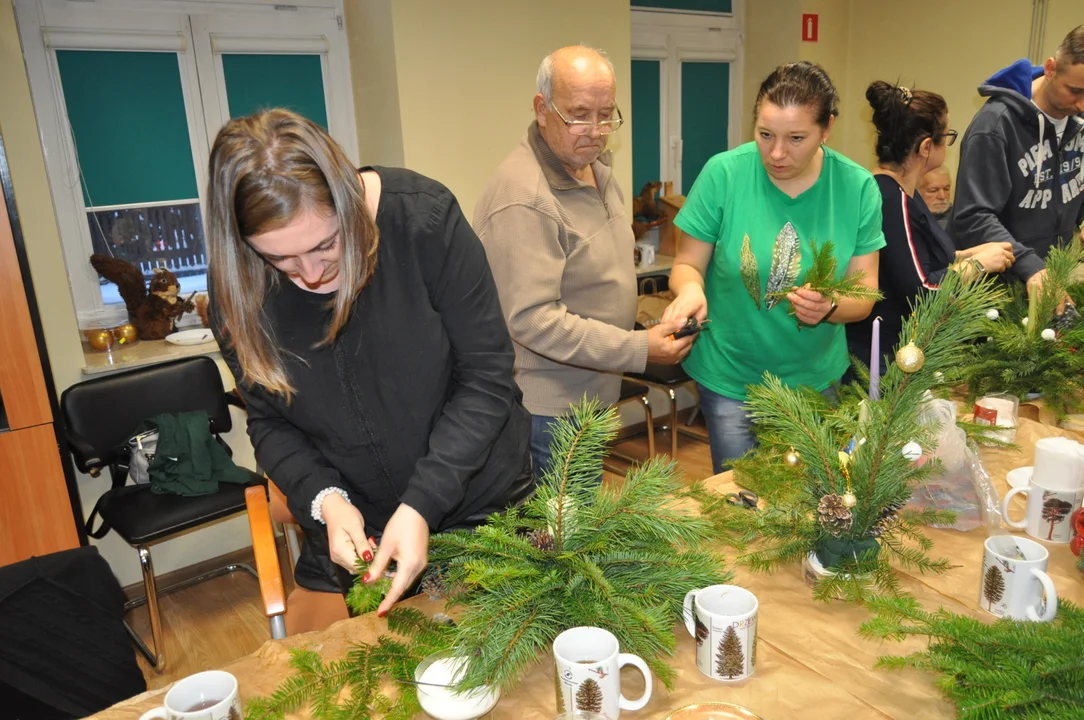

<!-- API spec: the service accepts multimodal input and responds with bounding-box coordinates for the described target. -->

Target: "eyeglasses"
[549,103,624,136]
[937,129,959,146]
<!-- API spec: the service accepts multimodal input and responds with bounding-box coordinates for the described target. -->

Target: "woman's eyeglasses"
[938,129,959,146]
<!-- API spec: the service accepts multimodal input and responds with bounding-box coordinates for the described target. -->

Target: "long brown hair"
[206,109,378,398]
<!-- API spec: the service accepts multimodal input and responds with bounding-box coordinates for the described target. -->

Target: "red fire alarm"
[802,13,819,42]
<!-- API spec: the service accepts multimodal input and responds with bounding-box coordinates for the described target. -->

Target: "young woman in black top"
[206,109,534,616]
[847,82,1016,372]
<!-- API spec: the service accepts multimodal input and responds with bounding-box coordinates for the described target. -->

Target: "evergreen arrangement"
[758,238,884,323]
[964,243,1084,420]
[693,269,1006,602]
[245,607,456,720]
[424,399,731,692]
[860,596,1084,719]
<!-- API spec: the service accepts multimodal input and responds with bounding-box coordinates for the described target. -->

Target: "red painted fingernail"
[362,550,373,563]
[377,610,387,618]
[361,572,372,584]
[368,536,377,546]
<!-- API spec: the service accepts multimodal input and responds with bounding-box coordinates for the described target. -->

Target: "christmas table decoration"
[424,399,731,693]
[695,269,1006,602]
[964,244,1084,421]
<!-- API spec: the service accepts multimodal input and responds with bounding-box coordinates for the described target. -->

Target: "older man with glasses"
[474,45,692,477]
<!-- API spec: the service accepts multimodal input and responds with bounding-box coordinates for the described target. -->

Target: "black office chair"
[60,356,265,671]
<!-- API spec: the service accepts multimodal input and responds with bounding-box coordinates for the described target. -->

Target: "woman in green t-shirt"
[663,61,886,473]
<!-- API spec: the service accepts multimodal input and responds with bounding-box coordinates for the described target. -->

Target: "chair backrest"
[60,356,232,473]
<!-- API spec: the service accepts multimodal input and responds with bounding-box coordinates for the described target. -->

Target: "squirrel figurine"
[89,255,195,340]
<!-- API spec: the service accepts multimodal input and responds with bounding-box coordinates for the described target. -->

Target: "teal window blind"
[631,60,662,198]
[221,54,328,128]
[681,61,729,192]
[55,50,199,208]
[631,0,732,13]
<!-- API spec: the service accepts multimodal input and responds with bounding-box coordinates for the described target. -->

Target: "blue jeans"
[530,414,558,480]
[697,382,840,474]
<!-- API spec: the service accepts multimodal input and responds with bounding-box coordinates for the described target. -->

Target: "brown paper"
[91,419,1084,720]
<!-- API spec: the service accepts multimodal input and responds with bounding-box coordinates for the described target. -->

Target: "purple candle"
[870,316,881,401]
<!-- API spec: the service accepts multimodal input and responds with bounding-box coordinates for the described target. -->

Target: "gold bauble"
[783,449,802,468]
[112,322,138,345]
[83,328,115,352]
[842,492,858,508]
[895,341,926,373]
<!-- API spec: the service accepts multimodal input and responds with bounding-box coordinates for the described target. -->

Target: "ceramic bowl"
[414,651,499,720]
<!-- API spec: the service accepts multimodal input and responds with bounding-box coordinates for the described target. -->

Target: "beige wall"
[840,0,1033,171]
[742,0,801,143]
[798,0,851,150]
[2,1,256,586]
[347,0,633,220]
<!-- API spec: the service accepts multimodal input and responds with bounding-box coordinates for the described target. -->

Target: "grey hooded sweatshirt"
[952,59,1084,281]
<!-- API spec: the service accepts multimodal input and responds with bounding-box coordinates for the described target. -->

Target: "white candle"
[1033,437,1083,490]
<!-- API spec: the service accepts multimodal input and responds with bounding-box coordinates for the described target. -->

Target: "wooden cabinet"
[0,132,84,566]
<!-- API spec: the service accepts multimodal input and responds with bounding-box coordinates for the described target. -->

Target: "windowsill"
[81,338,221,376]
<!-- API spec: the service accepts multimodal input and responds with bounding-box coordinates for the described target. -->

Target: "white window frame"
[631,2,744,195]
[14,0,357,328]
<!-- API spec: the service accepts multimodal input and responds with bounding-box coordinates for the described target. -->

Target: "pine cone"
[527,529,556,552]
[1052,304,1081,334]
[869,501,905,537]
[817,494,854,535]
[420,572,446,600]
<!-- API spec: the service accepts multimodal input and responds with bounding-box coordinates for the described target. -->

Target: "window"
[631,5,743,195]
[15,0,357,327]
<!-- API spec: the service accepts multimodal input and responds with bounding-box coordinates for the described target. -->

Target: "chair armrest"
[245,485,286,619]
[224,389,246,410]
[66,429,103,477]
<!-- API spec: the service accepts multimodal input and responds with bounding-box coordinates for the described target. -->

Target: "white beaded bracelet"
[311,487,352,524]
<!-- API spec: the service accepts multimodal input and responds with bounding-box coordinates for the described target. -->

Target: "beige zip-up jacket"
[474,123,649,417]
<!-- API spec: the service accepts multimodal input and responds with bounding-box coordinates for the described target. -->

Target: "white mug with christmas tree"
[979,535,1057,622]
[682,584,757,682]
[1001,476,1084,544]
[138,670,242,720]
[552,626,652,718]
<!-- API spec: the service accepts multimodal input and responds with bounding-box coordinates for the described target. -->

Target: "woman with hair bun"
[846,82,1015,373]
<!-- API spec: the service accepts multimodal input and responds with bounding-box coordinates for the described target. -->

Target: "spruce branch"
[862,597,1084,719]
[764,239,884,313]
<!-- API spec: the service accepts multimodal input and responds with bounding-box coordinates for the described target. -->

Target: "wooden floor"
[128,418,714,691]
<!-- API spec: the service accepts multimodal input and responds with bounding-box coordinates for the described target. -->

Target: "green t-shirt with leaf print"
[675,142,885,400]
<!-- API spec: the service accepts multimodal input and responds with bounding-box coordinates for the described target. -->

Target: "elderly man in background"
[918,167,953,230]
[474,45,692,476]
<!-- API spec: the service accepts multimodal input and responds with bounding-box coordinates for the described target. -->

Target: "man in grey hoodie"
[953,25,1084,298]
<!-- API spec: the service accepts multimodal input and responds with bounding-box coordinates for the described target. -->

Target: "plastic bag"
[906,397,1003,532]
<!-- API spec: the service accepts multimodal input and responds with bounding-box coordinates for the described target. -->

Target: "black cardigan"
[848,174,957,368]
[212,167,532,583]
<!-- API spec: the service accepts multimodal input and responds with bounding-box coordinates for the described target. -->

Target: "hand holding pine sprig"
[700,268,1006,602]
[764,240,883,317]
[427,399,730,693]
[860,596,1084,719]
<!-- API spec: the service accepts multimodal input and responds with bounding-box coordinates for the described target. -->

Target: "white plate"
[1006,466,1033,490]
[165,328,215,346]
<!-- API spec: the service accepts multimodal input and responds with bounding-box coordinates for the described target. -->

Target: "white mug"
[979,535,1057,621]
[553,626,652,718]
[139,671,242,720]
[683,585,757,682]
[1002,477,1084,543]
